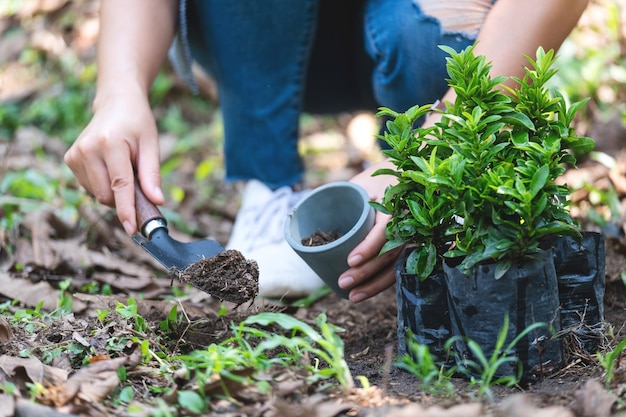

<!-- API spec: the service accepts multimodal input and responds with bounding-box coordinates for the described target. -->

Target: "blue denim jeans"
[186,0,488,188]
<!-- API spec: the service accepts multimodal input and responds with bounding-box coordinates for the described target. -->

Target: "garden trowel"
[131,183,224,272]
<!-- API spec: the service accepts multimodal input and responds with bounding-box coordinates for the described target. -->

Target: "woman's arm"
[439,0,589,105]
[65,0,178,235]
[94,0,178,108]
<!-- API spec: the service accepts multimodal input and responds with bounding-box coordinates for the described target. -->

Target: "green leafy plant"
[373,45,595,279]
[370,103,456,281]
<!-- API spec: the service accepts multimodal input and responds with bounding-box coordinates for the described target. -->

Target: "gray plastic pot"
[284,181,375,299]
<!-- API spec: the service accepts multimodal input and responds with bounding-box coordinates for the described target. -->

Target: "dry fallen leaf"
[573,379,617,417]
[0,393,15,417]
[0,317,13,342]
[269,393,357,417]
[363,403,483,417]
[0,271,87,313]
[43,344,142,408]
[16,397,78,417]
[203,367,255,397]
[499,394,574,417]
[0,355,68,388]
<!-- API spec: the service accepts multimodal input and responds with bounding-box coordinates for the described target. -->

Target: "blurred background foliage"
[551,0,626,125]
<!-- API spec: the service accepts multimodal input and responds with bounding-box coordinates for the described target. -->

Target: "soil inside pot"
[301,229,343,246]
[175,249,259,304]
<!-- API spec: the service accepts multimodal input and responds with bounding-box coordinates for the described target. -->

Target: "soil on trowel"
[175,249,259,304]
[302,229,343,246]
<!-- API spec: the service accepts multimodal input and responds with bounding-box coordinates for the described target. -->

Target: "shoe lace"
[236,186,310,252]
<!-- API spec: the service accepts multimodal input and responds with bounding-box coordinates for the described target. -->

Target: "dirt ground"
[4,154,626,416]
[2,1,626,416]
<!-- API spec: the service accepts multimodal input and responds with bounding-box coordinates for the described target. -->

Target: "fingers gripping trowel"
[131,184,224,272]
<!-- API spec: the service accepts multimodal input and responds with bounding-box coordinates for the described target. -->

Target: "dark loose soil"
[176,249,259,304]
[302,229,344,246]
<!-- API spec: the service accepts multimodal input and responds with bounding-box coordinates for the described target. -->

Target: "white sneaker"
[226,180,326,298]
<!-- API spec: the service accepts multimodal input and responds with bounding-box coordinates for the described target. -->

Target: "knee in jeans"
[414,0,494,38]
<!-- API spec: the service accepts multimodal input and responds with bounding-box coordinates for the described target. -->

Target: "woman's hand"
[64,91,164,235]
[341,159,402,303]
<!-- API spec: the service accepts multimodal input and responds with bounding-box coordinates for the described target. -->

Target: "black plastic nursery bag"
[551,231,606,353]
[444,249,563,383]
[395,248,451,364]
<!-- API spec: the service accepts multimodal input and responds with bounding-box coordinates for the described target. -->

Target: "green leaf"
[534,221,579,238]
[244,312,321,342]
[369,201,390,215]
[178,390,205,414]
[371,168,401,177]
[497,185,521,200]
[376,107,399,118]
[407,200,430,226]
[528,165,549,198]
[380,238,406,255]
[494,260,511,280]
[406,249,420,275]
[416,243,437,281]
[118,386,134,403]
[501,112,535,131]
[511,131,529,146]
[564,135,595,152]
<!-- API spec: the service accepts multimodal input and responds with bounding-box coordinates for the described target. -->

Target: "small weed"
[151,399,177,417]
[395,333,456,396]
[115,298,147,333]
[10,302,47,333]
[174,342,256,404]
[242,312,354,390]
[0,168,86,232]
[159,305,180,333]
[40,346,64,365]
[168,310,354,411]
[0,382,17,395]
[597,337,626,388]
[447,314,547,400]
[25,381,45,401]
[96,309,110,323]
[217,305,229,317]
[56,278,73,314]
[81,281,113,296]
[20,69,96,144]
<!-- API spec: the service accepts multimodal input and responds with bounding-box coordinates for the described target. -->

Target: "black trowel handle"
[135,178,167,238]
